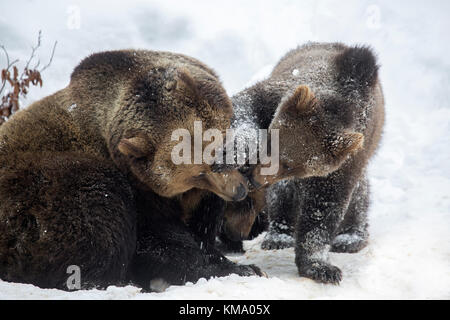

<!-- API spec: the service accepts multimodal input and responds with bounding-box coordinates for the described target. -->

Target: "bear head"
[251,85,364,187]
[112,65,248,201]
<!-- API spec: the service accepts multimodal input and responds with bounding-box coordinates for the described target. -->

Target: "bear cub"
[223,43,384,284]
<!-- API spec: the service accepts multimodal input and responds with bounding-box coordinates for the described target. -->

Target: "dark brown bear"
[223,43,384,284]
[0,50,262,291]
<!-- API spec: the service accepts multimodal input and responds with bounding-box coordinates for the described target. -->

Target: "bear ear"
[328,131,364,158]
[280,85,317,115]
[175,69,202,104]
[175,68,233,117]
[118,136,151,158]
[335,46,379,95]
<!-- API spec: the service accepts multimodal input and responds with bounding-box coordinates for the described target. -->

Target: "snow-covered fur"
[224,42,384,284]
[254,43,385,284]
[217,82,271,252]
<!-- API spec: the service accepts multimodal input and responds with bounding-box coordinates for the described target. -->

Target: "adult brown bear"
[0,50,263,291]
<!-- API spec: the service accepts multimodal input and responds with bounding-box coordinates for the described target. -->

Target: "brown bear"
[218,188,268,253]
[0,49,263,291]
[222,43,384,284]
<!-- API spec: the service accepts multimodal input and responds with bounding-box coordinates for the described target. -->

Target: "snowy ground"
[0,0,449,299]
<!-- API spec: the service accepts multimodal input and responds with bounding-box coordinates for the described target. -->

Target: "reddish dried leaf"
[13,83,20,96]
[13,66,18,80]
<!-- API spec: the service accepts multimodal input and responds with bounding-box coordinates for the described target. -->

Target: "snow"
[332,233,363,247]
[67,103,77,112]
[0,0,449,299]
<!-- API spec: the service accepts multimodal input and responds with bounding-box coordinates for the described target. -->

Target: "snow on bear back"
[231,92,260,145]
[293,56,337,93]
[68,103,77,112]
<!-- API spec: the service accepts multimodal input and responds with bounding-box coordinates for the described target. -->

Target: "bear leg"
[129,215,264,291]
[0,152,136,289]
[331,175,370,253]
[294,167,358,284]
[187,193,226,250]
[261,180,297,250]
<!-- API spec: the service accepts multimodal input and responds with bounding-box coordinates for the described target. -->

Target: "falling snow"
[0,0,449,300]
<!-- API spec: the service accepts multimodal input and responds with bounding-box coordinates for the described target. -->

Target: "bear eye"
[132,156,147,163]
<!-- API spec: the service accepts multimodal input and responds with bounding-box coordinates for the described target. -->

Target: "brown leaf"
[5,71,13,85]
[13,83,20,96]
[13,66,18,81]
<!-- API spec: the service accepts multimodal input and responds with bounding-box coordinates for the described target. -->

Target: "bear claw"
[330,232,368,253]
[261,233,295,250]
[298,261,342,285]
[234,264,267,278]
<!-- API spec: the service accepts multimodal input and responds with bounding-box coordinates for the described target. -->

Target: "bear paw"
[233,264,268,278]
[298,260,342,284]
[330,232,368,253]
[261,232,295,250]
[215,238,245,254]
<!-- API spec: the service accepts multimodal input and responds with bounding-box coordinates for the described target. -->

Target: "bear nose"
[232,183,247,201]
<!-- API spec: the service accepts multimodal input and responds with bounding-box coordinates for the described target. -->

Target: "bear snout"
[232,183,248,201]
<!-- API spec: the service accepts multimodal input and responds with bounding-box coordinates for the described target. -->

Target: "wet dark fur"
[128,187,262,289]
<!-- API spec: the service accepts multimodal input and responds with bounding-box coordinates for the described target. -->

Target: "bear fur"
[0,50,261,290]
[217,189,268,253]
[223,43,384,284]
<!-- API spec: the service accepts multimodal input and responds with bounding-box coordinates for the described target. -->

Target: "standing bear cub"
[0,50,263,290]
[253,43,385,284]
[223,43,384,284]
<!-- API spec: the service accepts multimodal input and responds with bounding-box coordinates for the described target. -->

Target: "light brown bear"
[0,50,263,291]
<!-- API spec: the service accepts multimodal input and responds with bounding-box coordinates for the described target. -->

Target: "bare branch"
[0,45,9,67]
[0,45,19,96]
[21,30,42,80]
[0,45,19,71]
[1,30,56,123]
[40,40,57,73]
[33,58,41,70]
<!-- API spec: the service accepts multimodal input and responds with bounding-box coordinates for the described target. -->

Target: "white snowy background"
[0,0,449,299]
